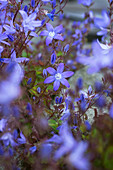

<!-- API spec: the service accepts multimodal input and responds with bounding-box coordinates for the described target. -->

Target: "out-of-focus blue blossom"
[0,144,4,155]
[51,51,56,64]
[27,78,32,85]
[29,146,37,154]
[1,132,18,147]
[44,63,74,91]
[109,103,113,119]
[43,69,47,77]
[31,0,35,7]
[26,102,32,115]
[94,81,103,92]
[47,122,77,160]
[78,0,93,7]
[19,10,42,31]
[96,95,106,108]
[76,77,83,90]
[0,62,23,104]
[94,10,110,28]
[37,87,41,93]
[60,109,70,121]
[7,34,14,42]
[24,5,28,13]
[77,40,113,74]
[9,147,13,156]
[85,120,91,131]
[17,132,26,144]
[2,50,29,63]
[40,143,53,160]
[68,141,90,170]
[0,0,8,10]
[13,129,18,140]
[3,20,16,34]
[97,27,109,36]
[0,119,7,132]
[64,44,69,53]
[40,23,64,46]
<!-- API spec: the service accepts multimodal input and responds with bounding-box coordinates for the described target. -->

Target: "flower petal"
[57,63,64,73]
[54,25,63,34]
[40,30,48,36]
[54,34,64,41]
[19,10,28,20]
[46,36,53,46]
[44,76,55,84]
[46,23,54,32]
[60,78,70,88]
[53,80,60,91]
[46,67,56,75]
[62,71,74,78]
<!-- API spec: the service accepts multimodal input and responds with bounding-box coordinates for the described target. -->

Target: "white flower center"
[55,73,62,80]
[49,31,55,37]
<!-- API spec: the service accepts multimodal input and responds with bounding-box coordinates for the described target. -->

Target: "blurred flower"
[109,104,113,119]
[31,0,35,7]
[77,40,113,74]
[64,44,69,53]
[68,141,90,170]
[17,132,26,144]
[0,62,24,104]
[78,0,93,7]
[44,63,74,91]
[94,10,110,28]
[29,146,37,154]
[1,132,17,147]
[0,119,7,132]
[40,23,64,46]
[19,10,42,31]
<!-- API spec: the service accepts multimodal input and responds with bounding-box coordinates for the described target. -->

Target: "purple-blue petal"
[53,80,60,91]
[60,78,70,88]
[54,25,63,34]
[46,23,54,32]
[46,36,53,46]
[46,67,56,75]
[44,76,55,84]
[57,63,64,73]
[62,71,74,78]
[54,34,64,41]
[40,30,48,36]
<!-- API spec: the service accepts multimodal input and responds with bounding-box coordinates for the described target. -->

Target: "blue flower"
[29,146,37,154]
[19,10,42,31]
[78,0,93,7]
[94,10,110,28]
[0,119,7,132]
[40,23,64,46]
[17,132,26,144]
[1,132,18,147]
[76,40,113,74]
[44,63,74,91]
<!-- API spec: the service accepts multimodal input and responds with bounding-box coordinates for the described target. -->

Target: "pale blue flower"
[44,63,74,91]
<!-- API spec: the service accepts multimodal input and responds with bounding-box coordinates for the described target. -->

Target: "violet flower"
[19,10,42,31]
[40,23,64,46]
[76,40,113,74]
[44,63,74,91]
[78,0,93,7]
[94,10,110,28]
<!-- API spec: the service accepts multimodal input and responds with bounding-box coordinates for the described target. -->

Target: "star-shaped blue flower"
[19,10,42,31]
[44,63,74,91]
[40,23,64,46]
